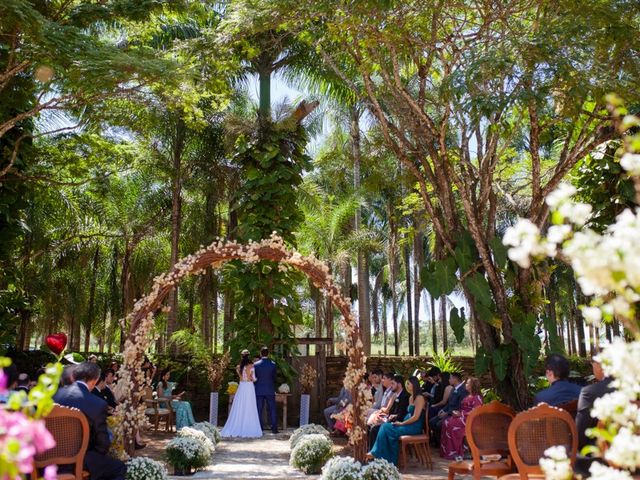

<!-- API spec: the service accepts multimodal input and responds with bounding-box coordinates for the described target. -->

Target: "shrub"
[166,437,211,471]
[177,427,215,457]
[320,456,363,480]
[125,457,168,480]
[289,423,330,449]
[289,434,334,474]
[361,458,401,480]
[192,421,221,445]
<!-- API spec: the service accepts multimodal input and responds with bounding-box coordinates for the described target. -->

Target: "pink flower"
[0,368,6,392]
[44,464,58,480]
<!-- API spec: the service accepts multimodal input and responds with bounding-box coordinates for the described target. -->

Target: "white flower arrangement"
[320,456,363,480]
[177,427,215,457]
[361,458,401,480]
[290,423,330,449]
[125,457,168,480]
[192,421,222,445]
[278,383,290,394]
[539,446,573,480]
[289,434,334,474]
[166,436,211,471]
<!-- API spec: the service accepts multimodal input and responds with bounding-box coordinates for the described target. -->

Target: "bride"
[220,349,263,438]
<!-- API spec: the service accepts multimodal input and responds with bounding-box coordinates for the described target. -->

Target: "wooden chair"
[557,399,578,418]
[398,404,433,472]
[499,403,577,480]
[142,386,173,432]
[31,405,89,480]
[448,401,516,480]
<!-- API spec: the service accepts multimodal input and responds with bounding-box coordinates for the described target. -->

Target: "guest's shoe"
[272,429,279,434]
[134,442,146,450]
[365,453,374,462]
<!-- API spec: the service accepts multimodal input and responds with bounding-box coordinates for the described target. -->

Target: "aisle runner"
[169,432,314,480]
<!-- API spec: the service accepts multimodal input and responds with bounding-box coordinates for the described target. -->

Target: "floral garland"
[113,233,371,460]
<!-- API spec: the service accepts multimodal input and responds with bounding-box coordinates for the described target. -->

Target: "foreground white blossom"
[539,446,572,480]
[604,427,640,470]
[588,463,633,480]
[503,219,554,268]
[620,153,640,176]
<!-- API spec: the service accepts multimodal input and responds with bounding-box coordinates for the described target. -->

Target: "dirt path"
[141,430,456,479]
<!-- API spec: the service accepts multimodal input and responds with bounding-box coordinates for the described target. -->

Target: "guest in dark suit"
[534,354,582,406]
[368,374,410,449]
[429,372,468,446]
[92,370,117,412]
[576,357,614,449]
[254,346,278,433]
[54,362,126,480]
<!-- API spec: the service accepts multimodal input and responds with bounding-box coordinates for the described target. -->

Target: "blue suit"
[534,379,582,406]
[54,382,126,480]
[254,357,278,432]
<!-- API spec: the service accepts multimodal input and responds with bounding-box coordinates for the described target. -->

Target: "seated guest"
[429,372,468,446]
[61,365,76,387]
[422,367,440,400]
[368,376,426,466]
[54,362,126,480]
[324,376,352,431]
[370,368,384,407]
[92,371,117,413]
[141,356,156,383]
[428,371,452,419]
[576,356,614,449]
[367,372,396,423]
[440,377,483,459]
[534,354,582,406]
[157,368,195,429]
[16,373,30,393]
[368,374,409,449]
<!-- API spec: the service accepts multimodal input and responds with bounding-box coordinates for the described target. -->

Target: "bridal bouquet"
[226,382,238,395]
[278,383,290,394]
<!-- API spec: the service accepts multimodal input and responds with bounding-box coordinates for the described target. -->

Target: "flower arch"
[113,233,371,461]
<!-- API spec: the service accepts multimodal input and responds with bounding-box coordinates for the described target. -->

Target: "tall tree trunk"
[439,295,448,352]
[387,202,399,356]
[325,294,334,355]
[382,298,388,355]
[403,238,413,355]
[166,119,186,353]
[567,313,575,356]
[574,286,588,356]
[212,278,219,353]
[84,245,100,353]
[412,226,423,355]
[351,106,371,355]
[430,294,437,354]
[200,270,212,347]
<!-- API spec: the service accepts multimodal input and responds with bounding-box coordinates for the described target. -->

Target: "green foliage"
[429,350,463,374]
[225,118,311,363]
[421,256,457,299]
[492,346,511,382]
[449,307,466,344]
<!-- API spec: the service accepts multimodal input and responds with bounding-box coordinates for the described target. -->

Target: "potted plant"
[166,436,210,476]
[298,364,317,426]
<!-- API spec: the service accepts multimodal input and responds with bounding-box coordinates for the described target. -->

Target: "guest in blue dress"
[368,376,426,465]
[157,368,196,430]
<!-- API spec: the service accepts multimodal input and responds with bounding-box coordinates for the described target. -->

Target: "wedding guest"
[324,377,351,431]
[157,368,195,429]
[366,372,396,422]
[88,354,98,363]
[440,377,483,459]
[370,368,384,406]
[534,354,582,406]
[422,367,440,400]
[108,361,119,374]
[429,372,468,447]
[92,370,117,412]
[141,356,156,383]
[428,371,452,419]
[368,374,409,449]
[54,362,126,480]
[576,356,614,449]
[368,376,426,465]
[61,365,76,386]
[16,373,30,393]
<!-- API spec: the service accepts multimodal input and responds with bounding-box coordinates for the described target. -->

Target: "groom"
[254,346,278,434]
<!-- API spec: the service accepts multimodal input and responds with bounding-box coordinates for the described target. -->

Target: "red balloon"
[45,333,67,355]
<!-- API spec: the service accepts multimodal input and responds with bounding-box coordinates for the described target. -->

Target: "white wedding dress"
[221,365,263,438]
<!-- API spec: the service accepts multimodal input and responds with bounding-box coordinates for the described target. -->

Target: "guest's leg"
[324,405,337,430]
[84,451,127,480]
[369,424,381,450]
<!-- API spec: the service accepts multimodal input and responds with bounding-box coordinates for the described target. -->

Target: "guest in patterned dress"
[157,368,195,429]
[440,377,483,460]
